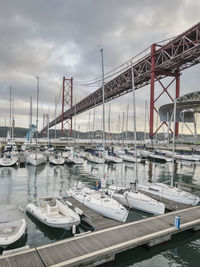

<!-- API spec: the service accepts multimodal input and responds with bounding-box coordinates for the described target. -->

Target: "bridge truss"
[41,23,200,137]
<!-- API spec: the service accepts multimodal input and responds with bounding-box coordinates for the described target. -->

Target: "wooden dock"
[1,206,200,267]
[66,197,122,230]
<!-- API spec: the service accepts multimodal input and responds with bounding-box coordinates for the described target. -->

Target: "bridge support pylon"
[150,44,180,139]
[61,76,73,137]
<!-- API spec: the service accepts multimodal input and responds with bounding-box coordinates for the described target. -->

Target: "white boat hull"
[49,156,65,165]
[138,182,200,206]
[0,156,18,167]
[26,199,80,230]
[120,155,141,163]
[109,187,165,215]
[26,153,47,166]
[68,188,129,223]
[0,219,26,248]
[86,155,104,164]
[105,155,123,163]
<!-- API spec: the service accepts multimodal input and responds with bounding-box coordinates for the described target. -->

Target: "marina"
[0,4,200,266]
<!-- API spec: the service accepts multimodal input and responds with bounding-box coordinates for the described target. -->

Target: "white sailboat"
[49,153,65,165]
[138,99,200,206]
[120,153,141,163]
[86,153,104,164]
[104,152,123,163]
[26,77,47,166]
[0,154,18,167]
[109,63,165,215]
[148,151,172,163]
[0,205,26,248]
[1,87,18,167]
[26,197,80,230]
[65,150,84,164]
[68,185,128,222]
[67,48,129,223]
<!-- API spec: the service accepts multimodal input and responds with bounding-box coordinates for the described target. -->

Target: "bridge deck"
[1,206,200,267]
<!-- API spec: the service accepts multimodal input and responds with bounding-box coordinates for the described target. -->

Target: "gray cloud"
[0,0,199,133]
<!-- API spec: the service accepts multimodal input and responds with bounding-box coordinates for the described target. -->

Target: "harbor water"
[0,159,200,266]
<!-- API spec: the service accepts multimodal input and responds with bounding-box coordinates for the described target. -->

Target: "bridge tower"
[150,43,180,139]
[42,113,49,138]
[61,76,73,137]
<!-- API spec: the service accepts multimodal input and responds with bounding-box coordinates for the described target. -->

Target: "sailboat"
[0,87,18,167]
[86,152,104,164]
[108,63,165,215]
[138,99,200,206]
[49,98,65,165]
[68,48,129,223]
[26,77,47,166]
[49,152,65,165]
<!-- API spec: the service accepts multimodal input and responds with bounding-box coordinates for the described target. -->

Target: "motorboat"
[26,151,47,166]
[0,153,18,167]
[67,184,129,222]
[0,205,27,248]
[108,185,165,215]
[26,197,80,230]
[49,153,65,165]
[138,182,200,205]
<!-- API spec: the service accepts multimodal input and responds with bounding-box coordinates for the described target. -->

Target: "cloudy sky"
[0,0,200,135]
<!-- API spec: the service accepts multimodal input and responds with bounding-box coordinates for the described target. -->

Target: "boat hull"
[0,219,26,248]
[26,201,80,230]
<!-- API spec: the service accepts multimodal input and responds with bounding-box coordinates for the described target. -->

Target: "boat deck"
[138,189,192,211]
[1,206,200,266]
[66,197,122,230]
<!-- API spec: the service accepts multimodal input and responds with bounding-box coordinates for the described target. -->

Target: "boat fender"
[19,207,24,213]
[75,207,83,215]
[66,200,73,207]
[72,224,76,235]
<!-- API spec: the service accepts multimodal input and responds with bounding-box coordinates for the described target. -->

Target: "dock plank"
[0,249,44,267]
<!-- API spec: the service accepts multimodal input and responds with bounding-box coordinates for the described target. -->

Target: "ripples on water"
[0,160,200,266]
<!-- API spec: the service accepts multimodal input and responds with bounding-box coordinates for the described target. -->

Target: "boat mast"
[55,96,57,141]
[11,90,14,143]
[35,76,39,161]
[144,100,147,142]
[122,111,125,148]
[100,48,106,187]
[74,100,77,141]
[171,99,177,188]
[131,63,138,192]
[126,104,129,146]
[29,96,32,143]
[93,105,96,142]
[9,86,12,139]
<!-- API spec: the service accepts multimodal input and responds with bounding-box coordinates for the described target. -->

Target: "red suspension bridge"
[41,23,200,138]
